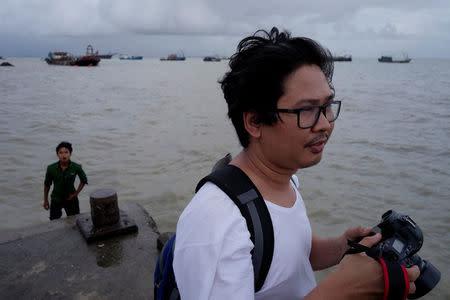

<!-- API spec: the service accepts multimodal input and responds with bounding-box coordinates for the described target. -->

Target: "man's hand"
[359,234,420,296]
[336,226,373,256]
[67,193,77,201]
[43,200,49,210]
[345,233,420,296]
[343,226,373,243]
[306,230,420,299]
[326,233,386,299]
[305,233,385,299]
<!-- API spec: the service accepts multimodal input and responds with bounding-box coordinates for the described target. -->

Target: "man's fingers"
[354,226,372,239]
[407,266,420,294]
[406,266,420,294]
[407,265,420,281]
[409,282,416,294]
[345,226,372,241]
[358,233,382,248]
[361,226,373,235]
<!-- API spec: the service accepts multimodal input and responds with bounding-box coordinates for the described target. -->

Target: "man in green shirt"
[43,141,88,220]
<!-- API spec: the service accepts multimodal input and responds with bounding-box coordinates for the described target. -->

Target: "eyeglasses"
[275,100,341,129]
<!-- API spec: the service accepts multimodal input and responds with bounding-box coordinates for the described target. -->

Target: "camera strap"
[344,240,410,300]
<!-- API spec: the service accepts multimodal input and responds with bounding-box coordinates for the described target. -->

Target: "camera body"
[371,210,440,299]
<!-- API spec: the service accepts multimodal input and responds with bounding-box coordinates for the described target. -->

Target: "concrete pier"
[0,203,161,299]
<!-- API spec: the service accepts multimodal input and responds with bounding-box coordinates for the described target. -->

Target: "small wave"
[374,142,429,155]
[437,150,450,157]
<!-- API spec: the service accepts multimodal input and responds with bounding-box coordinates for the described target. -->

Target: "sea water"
[0,57,448,298]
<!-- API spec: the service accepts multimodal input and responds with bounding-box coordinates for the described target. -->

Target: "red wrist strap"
[378,258,409,300]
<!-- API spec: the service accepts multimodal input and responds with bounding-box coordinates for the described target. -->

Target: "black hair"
[56,141,73,154]
[219,27,334,148]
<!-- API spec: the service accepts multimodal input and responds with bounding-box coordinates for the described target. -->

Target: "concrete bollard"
[90,188,120,228]
[77,188,138,243]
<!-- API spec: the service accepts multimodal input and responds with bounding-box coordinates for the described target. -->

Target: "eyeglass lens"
[299,102,340,128]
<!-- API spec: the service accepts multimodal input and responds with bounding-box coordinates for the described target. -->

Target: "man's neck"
[59,160,70,169]
[232,149,296,188]
[231,149,298,207]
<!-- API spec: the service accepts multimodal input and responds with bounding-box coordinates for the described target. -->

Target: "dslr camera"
[370,210,440,299]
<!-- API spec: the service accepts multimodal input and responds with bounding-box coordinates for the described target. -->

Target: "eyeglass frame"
[274,100,342,129]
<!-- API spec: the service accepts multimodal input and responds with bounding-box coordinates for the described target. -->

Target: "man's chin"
[298,155,323,169]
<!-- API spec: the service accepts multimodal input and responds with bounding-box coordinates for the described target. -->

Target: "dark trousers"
[49,198,80,220]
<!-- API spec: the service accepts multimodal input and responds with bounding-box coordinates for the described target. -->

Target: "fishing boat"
[160,52,186,61]
[119,54,143,60]
[333,55,352,62]
[378,55,411,63]
[203,56,221,62]
[45,45,100,66]
[98,53,115,59]
[45,51,74,65]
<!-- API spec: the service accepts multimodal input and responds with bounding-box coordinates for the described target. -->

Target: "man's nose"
[313,110,331,131]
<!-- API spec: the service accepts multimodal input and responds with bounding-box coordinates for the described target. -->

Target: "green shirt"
[44,160,88,203]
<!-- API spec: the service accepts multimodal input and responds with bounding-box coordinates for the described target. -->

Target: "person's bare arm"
[310,226,372,270]
[43,185,50,210]
[67,182,85,201]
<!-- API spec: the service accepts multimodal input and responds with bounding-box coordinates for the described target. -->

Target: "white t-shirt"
[173,175,316,300]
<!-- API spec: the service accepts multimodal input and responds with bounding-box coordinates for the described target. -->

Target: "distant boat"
[333,55,352,62]
[203,56,221,62]
[45,45,100,66]
[378,55,411,63]
[98,53,115,59]
[160,52,186,61]
[119,54,143,60]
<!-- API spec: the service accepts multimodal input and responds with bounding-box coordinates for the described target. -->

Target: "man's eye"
[300,107,316,112]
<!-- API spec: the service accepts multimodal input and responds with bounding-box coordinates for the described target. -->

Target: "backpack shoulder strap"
[195,164,274,292]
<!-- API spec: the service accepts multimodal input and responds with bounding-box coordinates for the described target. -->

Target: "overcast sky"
[1,0,449,58]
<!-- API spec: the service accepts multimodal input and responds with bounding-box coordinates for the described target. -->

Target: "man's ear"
[243,110,262,139]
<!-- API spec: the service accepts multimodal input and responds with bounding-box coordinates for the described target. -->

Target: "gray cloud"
[1,0,449,58]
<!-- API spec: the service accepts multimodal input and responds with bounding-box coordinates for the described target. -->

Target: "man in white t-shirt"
[173,27,419,300]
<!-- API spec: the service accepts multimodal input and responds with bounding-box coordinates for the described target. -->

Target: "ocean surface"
[1,57,449,298]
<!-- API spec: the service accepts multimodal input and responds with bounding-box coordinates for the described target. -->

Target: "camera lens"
[407,260,441,299]
[381,210,393,221]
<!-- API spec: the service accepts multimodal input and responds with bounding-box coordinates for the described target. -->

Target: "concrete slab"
[0,203,161,299]
[77,210,138,243]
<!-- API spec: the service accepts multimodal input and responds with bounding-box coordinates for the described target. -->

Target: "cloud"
[1,0,449,58]
[99,0,223,35]
[0,0,446,38]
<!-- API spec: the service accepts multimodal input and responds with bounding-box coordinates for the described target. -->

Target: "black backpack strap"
[195,164,274,292]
